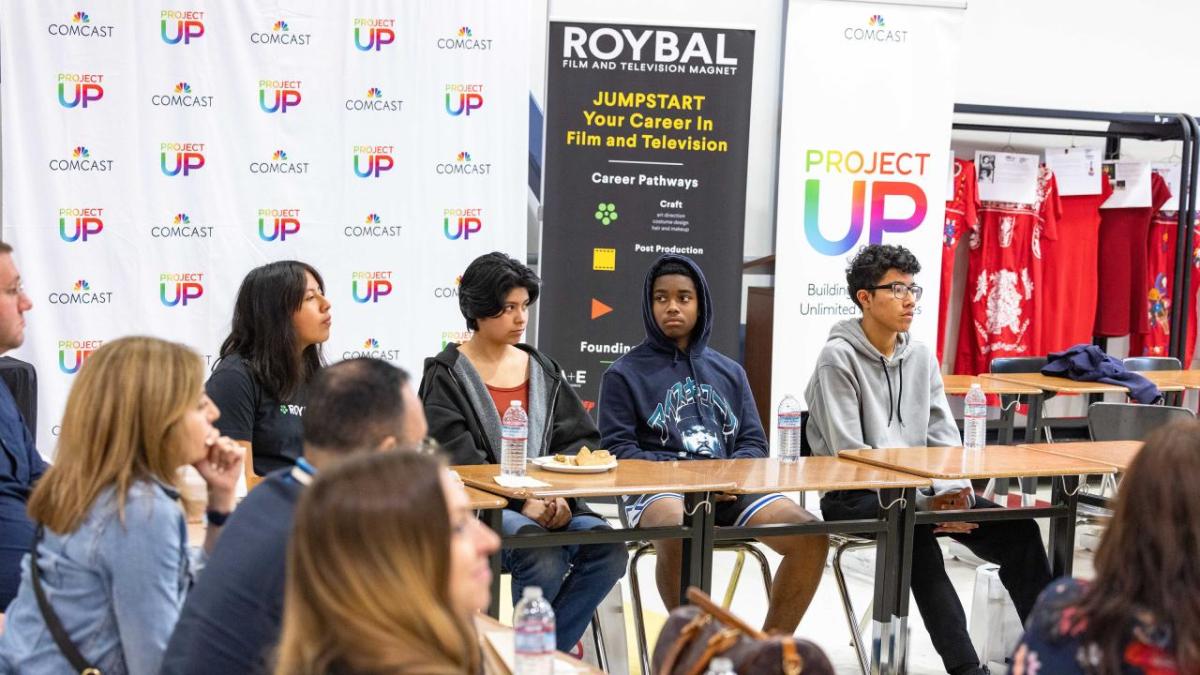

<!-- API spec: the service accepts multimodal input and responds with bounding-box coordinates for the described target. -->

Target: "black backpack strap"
[30,525,102,675]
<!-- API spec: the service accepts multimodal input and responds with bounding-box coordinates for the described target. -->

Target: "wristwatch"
[205,509,231,527]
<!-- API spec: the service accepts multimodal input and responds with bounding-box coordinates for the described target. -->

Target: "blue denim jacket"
[0,479,197,675]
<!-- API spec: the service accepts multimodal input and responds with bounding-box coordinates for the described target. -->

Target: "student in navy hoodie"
[599,254,828,634]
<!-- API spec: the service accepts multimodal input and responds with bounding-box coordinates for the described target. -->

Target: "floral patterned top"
[1010,578,1178,675]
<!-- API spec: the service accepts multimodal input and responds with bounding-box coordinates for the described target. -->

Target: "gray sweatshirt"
[804,318,971,509]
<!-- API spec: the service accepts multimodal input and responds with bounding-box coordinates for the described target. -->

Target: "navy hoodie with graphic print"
[598,254,768,462]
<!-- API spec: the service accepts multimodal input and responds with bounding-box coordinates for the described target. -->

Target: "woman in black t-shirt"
[208,260,330,478]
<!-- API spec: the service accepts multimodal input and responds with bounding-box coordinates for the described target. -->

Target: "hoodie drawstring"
[880,356,906,427]
[881,356,894,426]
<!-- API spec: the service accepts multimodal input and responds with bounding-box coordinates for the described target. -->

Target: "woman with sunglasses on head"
[0,337,243,674]
[209,260,331,483]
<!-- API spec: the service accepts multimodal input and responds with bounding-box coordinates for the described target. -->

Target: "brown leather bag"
[652,588,834,675]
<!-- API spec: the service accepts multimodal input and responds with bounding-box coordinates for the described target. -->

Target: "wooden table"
[981,372,1134,394]
[839,445,1117,480]
[945,375,1047,499]
[1020,440,1142,471]
[942,374,1042,397]
[839,444,1114,565]
[458,459,735,617]
[475,614,602,674]
[1138,369,1200,389]
[466,486,508,511]
[679,457,929,674]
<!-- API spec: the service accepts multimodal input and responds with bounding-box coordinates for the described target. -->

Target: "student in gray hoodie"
[805,244,1051,675]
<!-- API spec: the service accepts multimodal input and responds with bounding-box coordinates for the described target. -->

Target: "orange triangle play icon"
[591,298,613,319]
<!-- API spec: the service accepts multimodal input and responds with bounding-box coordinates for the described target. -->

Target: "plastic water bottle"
[705,657,736,675]
[514,586,555,675]
[963,383,987,452]
[777,394,803,463]
[501,401,528,477]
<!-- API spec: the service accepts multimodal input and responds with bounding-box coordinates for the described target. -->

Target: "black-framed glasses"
[866,282,923,302]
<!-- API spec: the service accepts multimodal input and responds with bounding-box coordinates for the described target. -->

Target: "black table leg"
[680,491,712,605]
[1019,392,1044,502]
[1048,475,1079,578]
[871,487,915,675]
[484,508,504,618]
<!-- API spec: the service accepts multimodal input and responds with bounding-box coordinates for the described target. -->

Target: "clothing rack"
[951,104,1199,362]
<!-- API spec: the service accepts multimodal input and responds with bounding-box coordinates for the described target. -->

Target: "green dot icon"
[595,202,618,225]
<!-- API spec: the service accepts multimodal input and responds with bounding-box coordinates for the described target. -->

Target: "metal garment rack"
[951,104,1199,362]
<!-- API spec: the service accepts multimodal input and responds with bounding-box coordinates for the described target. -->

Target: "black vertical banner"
[537,21,755,412]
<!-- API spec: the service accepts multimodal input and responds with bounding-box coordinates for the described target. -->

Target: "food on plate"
[552,447,613,466]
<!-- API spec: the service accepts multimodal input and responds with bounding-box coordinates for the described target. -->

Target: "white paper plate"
[531,456,618,473]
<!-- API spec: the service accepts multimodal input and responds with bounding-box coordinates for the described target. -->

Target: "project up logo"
[443,208,483,240]
[161,9,205,45]
[445,84,484,116]
[160,141,206,177]
[351,271,393,303]
[59,207,104,242]
[257,208,301,241]
[353,17,395,51]
[352,145,394,178]
[57,72,104,109]
[259,79,302,113]
[58,339,104,374]
[160,273,205,306]
[802,149,931,255]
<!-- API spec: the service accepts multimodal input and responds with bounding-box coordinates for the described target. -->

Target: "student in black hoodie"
[599,254,828,635]
[419,252,627,653]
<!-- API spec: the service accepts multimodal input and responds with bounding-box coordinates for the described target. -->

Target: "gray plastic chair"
[1122,356,1183,372]
[1088,402,1194,500]
[1087,401,1194,441]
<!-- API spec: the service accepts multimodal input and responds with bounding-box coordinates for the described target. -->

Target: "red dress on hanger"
[954,166,1060,375]
[1039,174,1112,354]
[938,158,978,362]
[1128,212,1200,366]
[1094,172,1172,338]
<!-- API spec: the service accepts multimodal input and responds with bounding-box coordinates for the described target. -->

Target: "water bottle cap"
[710,657,733,670]
[522,586,543,600]
[511,400,522,407]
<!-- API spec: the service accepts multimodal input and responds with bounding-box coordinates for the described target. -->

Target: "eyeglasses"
[866,282,923,302]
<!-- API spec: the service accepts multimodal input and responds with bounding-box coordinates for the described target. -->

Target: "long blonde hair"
[28,336,203,533]
[274,451,481,675]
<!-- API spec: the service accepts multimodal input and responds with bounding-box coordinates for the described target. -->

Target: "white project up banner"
[771,0,964,427]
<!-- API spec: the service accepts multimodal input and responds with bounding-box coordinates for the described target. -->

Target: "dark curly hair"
[845,244,921,308]
[458,252,540,331]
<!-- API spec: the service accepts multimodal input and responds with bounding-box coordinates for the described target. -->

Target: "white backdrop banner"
[771,0,963,428]
[2,1,530,454]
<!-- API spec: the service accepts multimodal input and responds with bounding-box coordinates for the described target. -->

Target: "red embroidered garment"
[938,158,978,362]
[955,166,1060,374]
